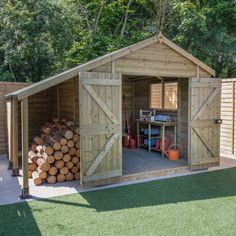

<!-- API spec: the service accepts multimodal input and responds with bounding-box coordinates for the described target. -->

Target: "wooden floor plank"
[122,148,187,175]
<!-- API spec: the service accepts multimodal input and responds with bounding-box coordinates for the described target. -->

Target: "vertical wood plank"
[6,99,13,168]
[12,98,19,175]
[78,74,83,185]
[21,98,29,198]
[73,77,76,122]
[161,80,165,109]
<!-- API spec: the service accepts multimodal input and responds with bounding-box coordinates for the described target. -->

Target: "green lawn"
[1,168,236,236]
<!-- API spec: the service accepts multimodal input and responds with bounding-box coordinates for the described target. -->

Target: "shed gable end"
[92,42,211,78]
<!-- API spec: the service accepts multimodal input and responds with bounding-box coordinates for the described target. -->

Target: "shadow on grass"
[0,202,41,236]
[1,167,236,234]
[37,167,236,212]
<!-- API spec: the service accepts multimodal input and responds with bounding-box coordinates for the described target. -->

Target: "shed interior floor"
[122,148,187,175]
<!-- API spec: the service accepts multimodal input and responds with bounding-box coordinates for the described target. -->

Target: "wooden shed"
[5,33,221,197]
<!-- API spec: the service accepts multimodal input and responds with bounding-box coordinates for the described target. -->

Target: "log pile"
[28,118,80,186]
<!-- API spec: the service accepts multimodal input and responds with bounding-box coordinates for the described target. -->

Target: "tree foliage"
[0,0,235,82]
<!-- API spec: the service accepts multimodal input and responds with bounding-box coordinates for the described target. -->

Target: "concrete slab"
[1,155,236,206]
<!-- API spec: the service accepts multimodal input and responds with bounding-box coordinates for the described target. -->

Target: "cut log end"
[63,154,71,163]
[57,173,65,183]
[28,118,80,185]
[65,172,74,181]
[65,161,74,169]
[47,175,56,184]
[72,156,79,164]
[71,166,79,174]
[60,167,69,175]
[61,145,69,154]
[48,166,58,176]
[32,171,43,186]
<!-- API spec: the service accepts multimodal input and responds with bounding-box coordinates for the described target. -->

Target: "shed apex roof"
[5,33,215,100]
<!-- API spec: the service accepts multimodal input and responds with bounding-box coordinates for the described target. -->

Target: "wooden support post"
[12,98,19,176]
[21,98,29,198]
[6,99,13,169]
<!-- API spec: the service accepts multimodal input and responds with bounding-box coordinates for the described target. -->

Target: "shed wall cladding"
[177,78,189,158]
[220,79,236,158]
[122,76,133,132]
[28,77,79,143]
[92,42,212,78]
[0,82,29,154]
[28,90,50,142]
[48,77,79,124]
[133,79,150,118]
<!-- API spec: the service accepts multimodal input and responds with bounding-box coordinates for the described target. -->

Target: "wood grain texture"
[220,79,236,158]
[79,72,122,187]
[189,77,221,170]
[0,82,29,154]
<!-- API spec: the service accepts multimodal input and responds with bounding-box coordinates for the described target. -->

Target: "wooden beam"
[6,99,13,169]
[188,78,191,166]
[191,119,217,128]
[85,133,120,176]
[21,98,29,198]
[78,75,82,185]
[12,98,19,176]
[81,79,120,86]
[80,124,120,135]
[83,170,122,182]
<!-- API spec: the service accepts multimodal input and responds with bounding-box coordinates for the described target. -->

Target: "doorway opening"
[121,75,189,178]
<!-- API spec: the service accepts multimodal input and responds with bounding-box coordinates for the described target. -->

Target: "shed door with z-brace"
[79,72,122,187]
[189,77,221,170]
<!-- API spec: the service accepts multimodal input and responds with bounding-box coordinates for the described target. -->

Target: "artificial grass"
[1,168,236,236]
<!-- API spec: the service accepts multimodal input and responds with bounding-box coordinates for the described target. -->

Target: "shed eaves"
[5,33,215,100]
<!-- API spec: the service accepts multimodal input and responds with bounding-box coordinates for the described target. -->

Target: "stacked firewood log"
[28,118,80,186]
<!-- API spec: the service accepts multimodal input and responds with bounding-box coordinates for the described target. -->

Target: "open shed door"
[189,77,221,170]
[79,72,122,187]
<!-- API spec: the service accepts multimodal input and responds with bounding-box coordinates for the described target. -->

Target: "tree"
[0,0,235,81]
[0,0,75,82]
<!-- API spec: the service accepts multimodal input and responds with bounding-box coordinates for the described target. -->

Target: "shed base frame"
[8,161,13,170]
[12,168,20,176]
[20,187,30,199]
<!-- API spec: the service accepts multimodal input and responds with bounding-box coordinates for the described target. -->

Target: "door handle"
[214,118,222,124]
